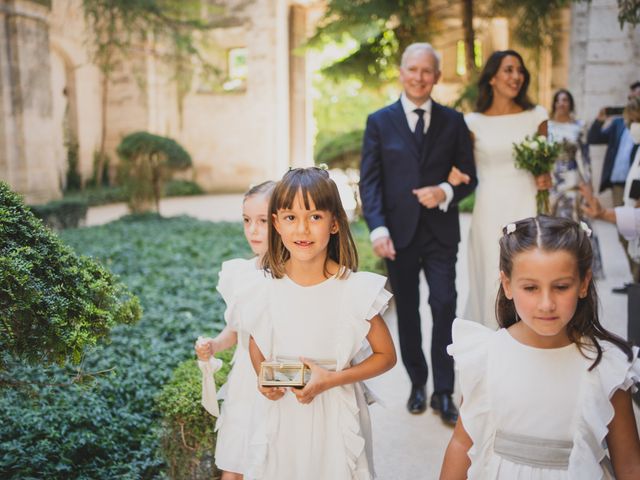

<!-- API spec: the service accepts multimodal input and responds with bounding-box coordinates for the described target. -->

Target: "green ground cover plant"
[0,215,248,479]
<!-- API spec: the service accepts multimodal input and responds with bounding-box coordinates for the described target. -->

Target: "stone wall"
[46,0,315,192]
[177,0,294,190]
[569,0,640,197]
[48,0,102,183]
[570,0,640,120]
[0,0,59,203]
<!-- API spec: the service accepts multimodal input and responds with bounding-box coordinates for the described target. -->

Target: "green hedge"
[61,180,204,209]
[164,180,204,197]
[29,197,88,229]
[156,352,233,480]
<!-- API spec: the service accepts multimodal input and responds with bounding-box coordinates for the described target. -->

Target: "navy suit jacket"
[359,99,477,250]
[587,117,630,192]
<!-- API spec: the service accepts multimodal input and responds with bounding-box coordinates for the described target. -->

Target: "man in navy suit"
[359,43,477,424]
[588,81,640,291]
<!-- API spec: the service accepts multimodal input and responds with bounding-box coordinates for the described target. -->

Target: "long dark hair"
[262,167,358,279]
[495,216,632,370]
[551,88,575,118]
[476,50,534,113]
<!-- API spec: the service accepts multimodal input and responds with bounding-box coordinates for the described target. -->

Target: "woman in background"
[465,50,550,328]
[548,88,604,279]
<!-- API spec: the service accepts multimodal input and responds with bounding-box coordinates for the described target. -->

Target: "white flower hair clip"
[579,221,592,237]
[505,223,517,235]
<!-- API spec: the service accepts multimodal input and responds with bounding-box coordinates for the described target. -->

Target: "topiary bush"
[63,185,128,206]
[164,179,204,197]
[117,132,192,213]
[156,350,234,480]
[0,181,141,372]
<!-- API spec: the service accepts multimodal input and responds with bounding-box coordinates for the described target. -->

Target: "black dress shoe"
[612,283,632,294]
[430,393,459,426]
[407,385,427,414]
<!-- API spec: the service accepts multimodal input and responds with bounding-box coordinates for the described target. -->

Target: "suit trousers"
[385,214,457,394]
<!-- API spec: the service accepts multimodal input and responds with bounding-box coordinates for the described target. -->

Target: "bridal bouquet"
[513,135,561,214]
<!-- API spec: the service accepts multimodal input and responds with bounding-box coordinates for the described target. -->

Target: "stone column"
[0,0,60,203]
[569,0,640,200]
[288,4,312,168]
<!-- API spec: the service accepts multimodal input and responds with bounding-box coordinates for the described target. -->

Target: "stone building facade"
[0,0,638,203]
[2,0,321,202]
[47,0,321,196]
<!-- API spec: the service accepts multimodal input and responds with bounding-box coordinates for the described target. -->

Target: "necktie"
[414,108,425,148]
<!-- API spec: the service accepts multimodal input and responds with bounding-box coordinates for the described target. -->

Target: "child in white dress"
[195,181,275,480]
[441,215,640,479]
[239,166,396,480]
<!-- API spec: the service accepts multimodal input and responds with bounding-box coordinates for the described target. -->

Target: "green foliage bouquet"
[513,135,561,214]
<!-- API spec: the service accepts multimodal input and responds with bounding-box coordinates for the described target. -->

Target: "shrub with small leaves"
[0,181,141,371]
[156,351,233,480]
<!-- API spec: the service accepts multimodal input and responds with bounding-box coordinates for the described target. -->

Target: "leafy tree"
[0,182,141,374]
[309,0,438,86]
[615,0,640,27]
[312,0,639,85]
[81,0,223,185]
[116,131,192,213]
[492,0,572,49]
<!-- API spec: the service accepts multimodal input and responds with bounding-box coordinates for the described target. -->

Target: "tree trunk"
[462,0,476,80]
[151,153,162,213]
[95,8,117,187]
[96,70,109,186]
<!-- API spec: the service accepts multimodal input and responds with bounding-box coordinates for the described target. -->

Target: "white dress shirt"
[616,206,640,241]
[369,93,454,243]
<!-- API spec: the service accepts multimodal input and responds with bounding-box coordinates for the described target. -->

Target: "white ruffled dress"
[214,257,261,474]
[448,319,640,480]
[238,270,392,480]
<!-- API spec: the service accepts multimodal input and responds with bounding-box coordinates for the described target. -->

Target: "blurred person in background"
[548,88,604,279]
[587,81,640,293]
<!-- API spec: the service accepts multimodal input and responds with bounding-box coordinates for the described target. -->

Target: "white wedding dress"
[465,106,548,328]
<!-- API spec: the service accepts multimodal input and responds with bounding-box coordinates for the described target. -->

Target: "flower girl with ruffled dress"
[238,167,397,480]
[195,181,274,480]
[441,216,640,479]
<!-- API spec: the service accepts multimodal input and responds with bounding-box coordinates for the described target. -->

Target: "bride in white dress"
[465,50,551,328]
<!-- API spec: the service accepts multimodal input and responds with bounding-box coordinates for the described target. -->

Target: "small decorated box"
[259,360,310,388]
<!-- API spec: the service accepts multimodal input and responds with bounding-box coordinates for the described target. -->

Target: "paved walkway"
[87,195,632,479]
